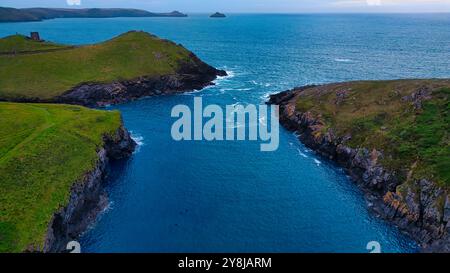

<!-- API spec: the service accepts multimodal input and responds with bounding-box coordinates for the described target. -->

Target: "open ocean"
[2,13,450,252]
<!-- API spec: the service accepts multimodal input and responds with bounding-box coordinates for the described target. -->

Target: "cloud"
[366,0,382,6]
[66,0,81,6]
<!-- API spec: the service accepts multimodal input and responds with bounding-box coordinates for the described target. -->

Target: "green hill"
[0,31,209,101]
[0,102,125,252]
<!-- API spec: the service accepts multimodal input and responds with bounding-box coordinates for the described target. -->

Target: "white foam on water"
[297,148,308,158]
[334,58,353,63]
[220,87,253,93]
[215,70,235,81]
[260,92,271,101]
[314,159,322,165]
[250,80,272,87]
[130,132,145,153]
[181,88,206,95]
[131,134,144,146]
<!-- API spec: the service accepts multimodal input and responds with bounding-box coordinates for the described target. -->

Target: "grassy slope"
[294,79,450,186]
[0,102,122,252]
[0,31,192,100]
[0,34,70,54]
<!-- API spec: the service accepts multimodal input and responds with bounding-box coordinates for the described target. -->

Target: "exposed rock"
[268,88,449,252]
[57,54,226,107]
[401,86,432,110]
[334,89,349,105]
[42,125,136,253]
[444,196,450,223]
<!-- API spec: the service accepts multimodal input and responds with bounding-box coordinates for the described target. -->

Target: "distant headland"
[0,7,187,23]
[210,12,226,18]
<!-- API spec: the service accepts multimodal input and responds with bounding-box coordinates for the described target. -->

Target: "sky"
[2,0,450,13]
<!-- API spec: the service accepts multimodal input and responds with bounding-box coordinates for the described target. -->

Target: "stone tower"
[30,32,41,41]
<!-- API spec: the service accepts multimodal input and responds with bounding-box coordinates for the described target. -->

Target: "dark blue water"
[2,14,450,253]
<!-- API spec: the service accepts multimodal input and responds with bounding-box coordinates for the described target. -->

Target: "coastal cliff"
[43,125,135,253]
[268,80,450,252]
[0,103,135,252]
[0,30,224,253]
[56,52,227,107]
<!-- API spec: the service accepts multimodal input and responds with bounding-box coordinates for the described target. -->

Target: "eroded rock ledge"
[268,86,449,253]
[42,125,136,253]
[56,54,227,107]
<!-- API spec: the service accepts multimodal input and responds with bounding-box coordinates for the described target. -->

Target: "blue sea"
[2,14,450,253]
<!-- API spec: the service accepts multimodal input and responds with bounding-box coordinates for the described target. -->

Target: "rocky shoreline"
[268,87,450,253]
[0,54,226,107]
[56,54,227,107]
[33,56,224,251]
[40,125,136,253]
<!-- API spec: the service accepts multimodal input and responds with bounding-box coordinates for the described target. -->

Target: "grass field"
[294,79,450,186]
[0,102,122,252]
[0,34,71,54]
[0,31,192,100]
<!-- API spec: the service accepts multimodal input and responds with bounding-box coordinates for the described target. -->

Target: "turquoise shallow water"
[2,14,450,253]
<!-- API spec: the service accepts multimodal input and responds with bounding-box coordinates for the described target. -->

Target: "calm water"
[2,14,450,253]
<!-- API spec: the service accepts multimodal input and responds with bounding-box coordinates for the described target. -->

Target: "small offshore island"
[0,31,225,252]
[269,80,450,252]
[210,12,226,18]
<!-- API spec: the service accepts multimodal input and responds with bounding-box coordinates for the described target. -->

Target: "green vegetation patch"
[0,102,122,252]
[0,34,70,54]
[0,31,192,100]
[294,79,450,186]
[388,88,450,185]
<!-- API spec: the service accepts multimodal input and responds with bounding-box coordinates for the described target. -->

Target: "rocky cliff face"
[42,125,136,253]
[57,54,227,107]
[269,88,449,252]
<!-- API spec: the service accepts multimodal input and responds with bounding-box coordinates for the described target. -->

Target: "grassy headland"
[293,79,450,186]
[0,31,196,100]
[0,102,122,252]
[0,7,187,23]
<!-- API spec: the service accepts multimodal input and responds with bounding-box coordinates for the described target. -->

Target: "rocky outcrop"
[210,12,226,18]
[42,125,136,253]
[56,54,227,107]
[268,88,449,252]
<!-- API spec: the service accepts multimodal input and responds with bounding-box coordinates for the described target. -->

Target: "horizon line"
[2,6,450,15]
